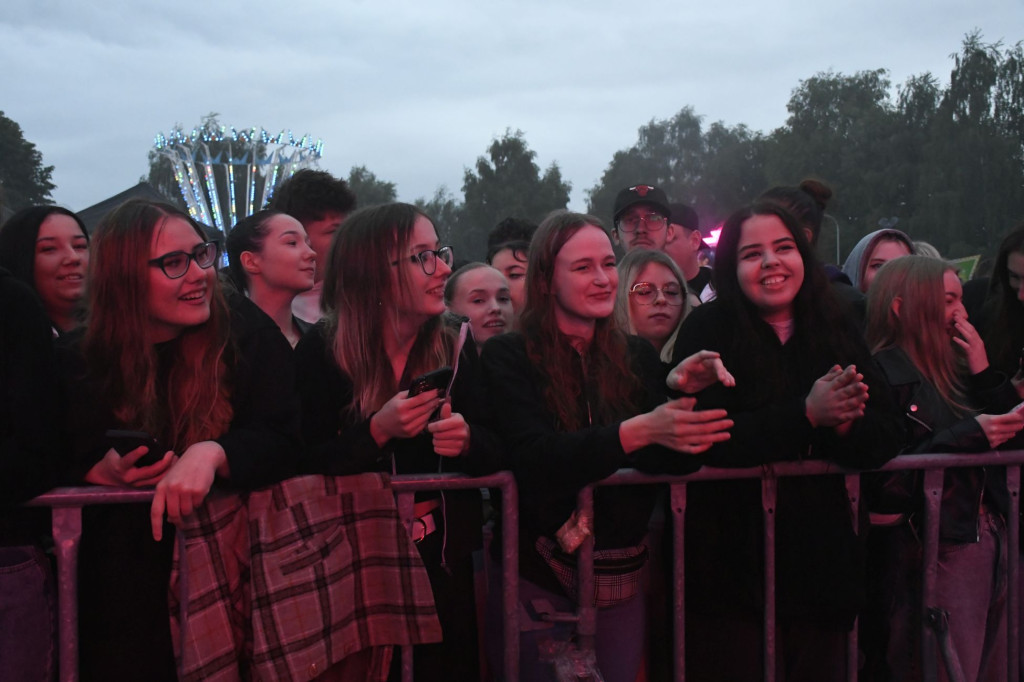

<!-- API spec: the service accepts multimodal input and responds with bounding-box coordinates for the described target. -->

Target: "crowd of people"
[2,170,1024,682]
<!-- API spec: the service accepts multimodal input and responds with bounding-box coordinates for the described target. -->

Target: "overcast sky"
[3,0,1022,214]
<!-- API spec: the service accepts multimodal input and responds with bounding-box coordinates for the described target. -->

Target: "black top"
[0,268,61,543]
[686,266,712,298]
[294,322,504,565]
[673,301,901,626]
[56,293,301,682]
[60,293,301,488]
[481,331,699,594]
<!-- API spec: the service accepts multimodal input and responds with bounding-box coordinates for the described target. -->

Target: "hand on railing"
[666,350,736,394]
[976,412,1024,449]
[805,365,868,431]
[151,441,228,541]
[84,446,175,488]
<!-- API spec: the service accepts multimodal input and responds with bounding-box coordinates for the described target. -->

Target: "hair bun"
[799,179,833,211]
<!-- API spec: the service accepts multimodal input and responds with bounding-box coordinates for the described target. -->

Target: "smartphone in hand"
[102,430,168,467]
[408,367,454,397]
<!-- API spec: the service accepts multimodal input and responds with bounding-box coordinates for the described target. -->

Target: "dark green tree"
[415,186,464,252]
[764,68,903,259]
[346,165,397,208]
[0,111,56,212]
[586,108,765,233]
[459,129,571,261]
[911,32,1024,256]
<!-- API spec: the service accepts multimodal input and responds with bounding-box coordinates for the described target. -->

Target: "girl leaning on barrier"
[480,210,734,682]
[294,202,503,682]
[57,199,301,681]
[866,255,1024,682]
[671,201,901,682]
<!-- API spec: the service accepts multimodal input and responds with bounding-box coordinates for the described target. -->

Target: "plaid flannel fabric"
[535,536,649,608]
[171,473,441,682]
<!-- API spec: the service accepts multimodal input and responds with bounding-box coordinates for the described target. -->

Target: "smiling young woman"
[58,199,301,681]
[0,206,90,334]
[672,202,901,682]
[481,210,734,682]
[295,202,503,682]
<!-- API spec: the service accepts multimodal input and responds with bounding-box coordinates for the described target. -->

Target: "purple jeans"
[0,545,56,682]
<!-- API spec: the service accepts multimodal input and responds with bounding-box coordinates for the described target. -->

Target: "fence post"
[762,470,778,682]
[670,482,687,682]
[921,468,945,681]
[845,473,861,682]
[500,473,520,682]
[1008,465,1020,682]
[51,506,82,682]
[575,486,597,655]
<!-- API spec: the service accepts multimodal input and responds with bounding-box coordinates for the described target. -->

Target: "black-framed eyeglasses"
[629,281,684,306]
[618,213,668,233]
[148,241,220,279]
[391,246,454,275]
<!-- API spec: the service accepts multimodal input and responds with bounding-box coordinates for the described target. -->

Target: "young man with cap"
[664,202,715,303]
[611,184,674,253]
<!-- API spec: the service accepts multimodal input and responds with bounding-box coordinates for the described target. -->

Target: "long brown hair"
[519,210,641,430]
[865,255,969,414]
[321,203,452,419]
[84,200,233,450]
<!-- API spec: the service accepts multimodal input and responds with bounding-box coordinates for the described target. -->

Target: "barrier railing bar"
[670,481,687,682]
[391,471,519,682]
[845,473,861,682]
[1009,465,1021,682]
[27,453,1024,682]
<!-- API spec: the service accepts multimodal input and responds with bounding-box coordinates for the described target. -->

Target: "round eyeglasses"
[392,246,454,275]
[629,281,684,306]
[617,213,668,233]
[148,241,220,279]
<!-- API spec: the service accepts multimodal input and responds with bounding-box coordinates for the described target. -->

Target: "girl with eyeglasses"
[614,248,695,365]
[671,202,901,682]
[225,209,317,347]
[58,199,301,681]
[480,210,735,682]
[295,202,503,681]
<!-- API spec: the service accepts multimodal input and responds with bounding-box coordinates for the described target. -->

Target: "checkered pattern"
[170,473,441,682]
[535,536,649,608]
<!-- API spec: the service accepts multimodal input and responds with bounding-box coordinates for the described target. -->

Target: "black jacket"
[673,300,901,627]
[872,345,1018,544]
[481,331,698,595]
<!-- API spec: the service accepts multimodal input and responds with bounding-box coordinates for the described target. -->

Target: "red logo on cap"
[631,185,653,197]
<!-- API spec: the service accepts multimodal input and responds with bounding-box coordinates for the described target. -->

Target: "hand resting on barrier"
[84,445,175,488]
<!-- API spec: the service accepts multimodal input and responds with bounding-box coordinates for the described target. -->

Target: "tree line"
[3,31,1021,266]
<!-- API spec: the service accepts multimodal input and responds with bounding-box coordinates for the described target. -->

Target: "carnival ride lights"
[153,126,324,233]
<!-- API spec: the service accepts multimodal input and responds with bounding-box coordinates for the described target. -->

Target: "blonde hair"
[614,248,691,362]
[865,255,968,414]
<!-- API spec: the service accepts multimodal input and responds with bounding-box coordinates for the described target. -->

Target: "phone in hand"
[102,430,168,468]
[407,367,454,397]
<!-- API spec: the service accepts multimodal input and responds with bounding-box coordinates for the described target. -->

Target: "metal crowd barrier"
[27,471,519,682]
[25,452,1024,682]
[575,451,1024,682]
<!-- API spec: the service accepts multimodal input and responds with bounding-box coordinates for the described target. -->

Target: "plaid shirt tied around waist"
[170,472,442,682]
